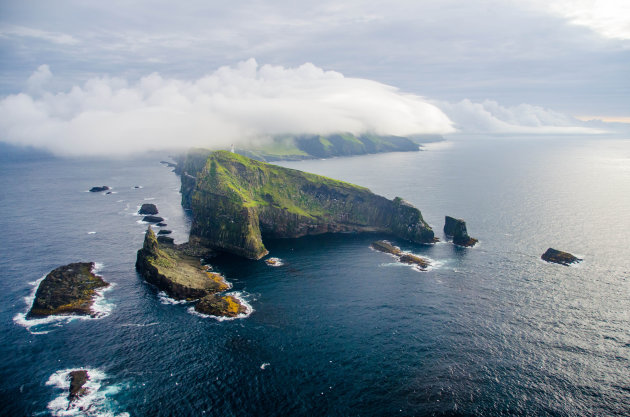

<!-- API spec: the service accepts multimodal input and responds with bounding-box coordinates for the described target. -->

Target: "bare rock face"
[138,203,158,215]
[541,248,582,266]
[135,227,229,300]
[444,216,478,247]
[195,294,247,317]
[68,370,89,402]
[179,150,436,259]
[28,262,109,318]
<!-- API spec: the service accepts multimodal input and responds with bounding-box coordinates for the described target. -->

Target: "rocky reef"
[178,150,436,259]
[444,216,478,247]
[138,203,158,215]
[541,248,582,266]
[195,294,248,317]
[28,262,109,318]
[68,370,89,402]
[89,186,110,192]
[142,215,164,223]
[136,227,229,300]
[371,240,430,270]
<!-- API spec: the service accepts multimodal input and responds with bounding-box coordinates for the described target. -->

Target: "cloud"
[0,60,455,156]
[0,25,79,45]
[438,99,608,134]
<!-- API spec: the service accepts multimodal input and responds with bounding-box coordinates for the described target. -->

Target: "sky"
[0,0,628,155]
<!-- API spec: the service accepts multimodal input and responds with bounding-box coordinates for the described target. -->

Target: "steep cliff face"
[181,150,435,259]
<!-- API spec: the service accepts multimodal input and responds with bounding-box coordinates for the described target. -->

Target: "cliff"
[180,150,436,259]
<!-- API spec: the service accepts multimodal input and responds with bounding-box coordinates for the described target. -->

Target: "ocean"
[1,135,628,416]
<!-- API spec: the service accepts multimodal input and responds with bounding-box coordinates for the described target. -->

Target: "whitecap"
[45,368,129,417]
[260,363,270,370]
[143,197,155,201]
[264,257,284,267]
[157,291,191,305]
[188,291,254,321]
[87,231,97,235]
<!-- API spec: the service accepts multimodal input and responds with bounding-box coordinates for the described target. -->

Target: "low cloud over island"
[0,59,613,157]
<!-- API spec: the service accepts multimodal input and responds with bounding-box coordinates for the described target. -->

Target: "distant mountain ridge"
[236,133,443,161]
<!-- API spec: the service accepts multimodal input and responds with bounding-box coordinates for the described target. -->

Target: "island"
[177,150,436,260]
[541,248,582,266]
[28,262,109,318]
[68,370,89,402]
[195,294,248,317]
[89,186,110,192]
[138,203,158,215]
[444,216,478,247]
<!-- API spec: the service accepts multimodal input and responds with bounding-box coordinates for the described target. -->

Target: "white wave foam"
[119,322,159,327]
[264,257,284,267]
[143,197,155,201]
[187,291,254,321]
[46,368,129,417]
[87,231,96,235]
[13,264,113,334]
[157,291,191,305]
[260,363,270,370]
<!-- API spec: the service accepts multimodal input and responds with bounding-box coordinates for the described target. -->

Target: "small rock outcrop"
[136,227,229,300]
[157,230,172,235]
[138,203,158,215]
[156,222,167,227]
[157,236,174,244]
[89,186,110,192]
[444,216,478,247]
[68,370,89,402]
[142,215,164,223]
[541,248,582,266]
[195,294,247,317]
[28,262,109,318]
[371,240,430,270]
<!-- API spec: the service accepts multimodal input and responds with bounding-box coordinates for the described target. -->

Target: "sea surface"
[0,136,629,416]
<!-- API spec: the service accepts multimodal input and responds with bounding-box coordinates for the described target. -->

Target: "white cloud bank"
[0,59,455,156]
[438,99,607,135]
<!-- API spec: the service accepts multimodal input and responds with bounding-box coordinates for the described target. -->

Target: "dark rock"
[157,230,172,235]
[106,191,112,194]
[138,203,158,215]
[371,240,402,256]
[28,262,109,318]
[157,236,174,244]
[371,240,430,270]
[444,216,478,247]
[68,370,89,402]
[160,160,177,168]
[135,227,229,300]
[195,294,247,317]
[89,186,110,192]
[134,186,141,188]
[142,215,164,223]
[156,222,167,227]
[541,248,582,266]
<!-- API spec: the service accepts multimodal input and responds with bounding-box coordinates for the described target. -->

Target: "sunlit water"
[1,136,628,416]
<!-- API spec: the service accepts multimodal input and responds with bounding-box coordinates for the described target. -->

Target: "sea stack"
[541,248,582,266]
[28,262,109,318]
[68,370,90,402]
[444,216,478,247]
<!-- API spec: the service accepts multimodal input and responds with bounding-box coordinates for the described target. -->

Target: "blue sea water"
[0,136,629,416]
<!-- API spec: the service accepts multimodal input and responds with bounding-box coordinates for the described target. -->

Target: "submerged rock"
[142,215,164,223]
[136,227,229,300]
[157,229,172,235]
[195,294,247,317]
[179,150,436,259]
[444,216,478,247]
[371,240,430,270]
[541,248,582,266]
[89,186,110,192]
[138,203,158,215]
[28,262,109,318]
[68,370,89,402]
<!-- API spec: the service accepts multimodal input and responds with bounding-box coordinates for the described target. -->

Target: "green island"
[178,150,436,259]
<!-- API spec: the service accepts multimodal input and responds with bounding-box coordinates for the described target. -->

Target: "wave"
[187,291,254,321]
[157,291,192,305]
[13,264,114,334]
[46,368,129,417]
[265,257,284,267]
